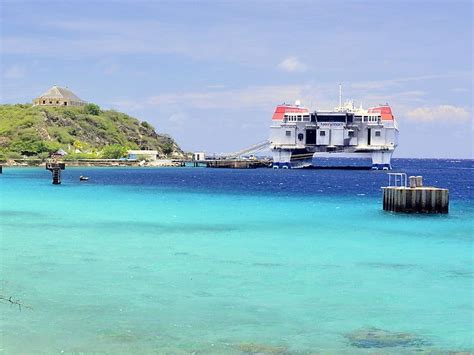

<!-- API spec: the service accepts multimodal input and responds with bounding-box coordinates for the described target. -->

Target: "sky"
[1,0,472,158]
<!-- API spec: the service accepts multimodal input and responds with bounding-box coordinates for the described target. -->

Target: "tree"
[101,144,127,159]
[84,103,101,115]
[162,142,174,156]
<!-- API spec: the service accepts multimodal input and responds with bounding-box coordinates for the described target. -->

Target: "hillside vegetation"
[0,104,183,160]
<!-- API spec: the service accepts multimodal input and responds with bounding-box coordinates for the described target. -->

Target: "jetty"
[183,158,271,169]
[382,173,449,214]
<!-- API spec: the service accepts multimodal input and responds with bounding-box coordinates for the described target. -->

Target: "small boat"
[79,175,89,181]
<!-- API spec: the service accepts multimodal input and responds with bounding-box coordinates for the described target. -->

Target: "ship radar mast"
[339,83,342,109]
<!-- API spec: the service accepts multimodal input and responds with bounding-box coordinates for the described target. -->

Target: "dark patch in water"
[252,262,284,267]
[345,327,429,348]
[445,270,473,278]
[234,342,288,354]
[174,252,190,256]
[218,259,243,265]
[194,290,213,297]
[98,330,137,343]
[1,210,45,218]
[93,220,239,235]
[359,262,418,270]
[2,220,238,235]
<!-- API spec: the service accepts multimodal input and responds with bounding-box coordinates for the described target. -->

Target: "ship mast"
[339,83,342,109]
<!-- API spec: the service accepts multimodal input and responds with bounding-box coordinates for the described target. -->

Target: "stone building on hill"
[33,86,86,107]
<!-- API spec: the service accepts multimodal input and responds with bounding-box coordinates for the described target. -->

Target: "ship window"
[316,114,346,123]
[286,130,291,137]
[297,116,302,121]
[375,131,381,137]
[319,131,326,136]
[298,133,304,141]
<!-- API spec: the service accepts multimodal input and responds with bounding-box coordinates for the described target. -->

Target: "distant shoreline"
[1,159,183,168]
[1,157,472,170]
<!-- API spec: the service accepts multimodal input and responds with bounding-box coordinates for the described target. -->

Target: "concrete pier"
[179,158,271,169]
[382,174,448,213]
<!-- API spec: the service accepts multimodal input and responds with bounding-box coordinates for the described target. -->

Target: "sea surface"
[0,159,472,354]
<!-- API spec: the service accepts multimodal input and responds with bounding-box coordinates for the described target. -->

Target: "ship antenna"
[339,83,342,109]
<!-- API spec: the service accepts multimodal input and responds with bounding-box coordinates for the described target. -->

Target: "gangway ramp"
[224,140,270,159]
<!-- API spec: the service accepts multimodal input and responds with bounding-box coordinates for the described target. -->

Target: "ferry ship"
[270,89,399,169]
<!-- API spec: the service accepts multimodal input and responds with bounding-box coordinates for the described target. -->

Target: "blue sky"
[1,0,472,158]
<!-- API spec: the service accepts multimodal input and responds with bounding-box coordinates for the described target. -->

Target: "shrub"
[84,103,101,116]
[141,121,153,130]
[64,152,99,160]
[6,151,23,160]
[101,144,127,159]
[162,142,174,156]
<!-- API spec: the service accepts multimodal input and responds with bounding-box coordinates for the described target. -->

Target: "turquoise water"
[0,161,473,353]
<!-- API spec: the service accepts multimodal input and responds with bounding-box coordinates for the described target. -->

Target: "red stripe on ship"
[368,105,394,120]
[272,105,309,120]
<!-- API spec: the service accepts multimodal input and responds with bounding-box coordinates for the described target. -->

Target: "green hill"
[0,103,184,160]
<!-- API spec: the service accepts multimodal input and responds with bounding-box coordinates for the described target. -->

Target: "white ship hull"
[269,99,399,170]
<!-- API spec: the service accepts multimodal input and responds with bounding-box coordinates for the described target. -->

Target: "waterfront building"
[127,150,158,161]
[193,152,206,161]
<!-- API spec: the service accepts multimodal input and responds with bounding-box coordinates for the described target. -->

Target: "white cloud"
[2,20,272,64]
[168,112,188,128]
[349,74,463,91]
[277,57,308,72]
[406,105,470,122]
[3,65,26,79]
[144,85,312,110]
[104,63,120,75]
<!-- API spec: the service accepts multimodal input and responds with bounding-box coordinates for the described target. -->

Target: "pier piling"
[46,161,66,184]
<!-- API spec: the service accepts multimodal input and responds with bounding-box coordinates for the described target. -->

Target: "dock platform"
[382,173,448,213]
[382,186,449,213]
[181,159,271,169]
